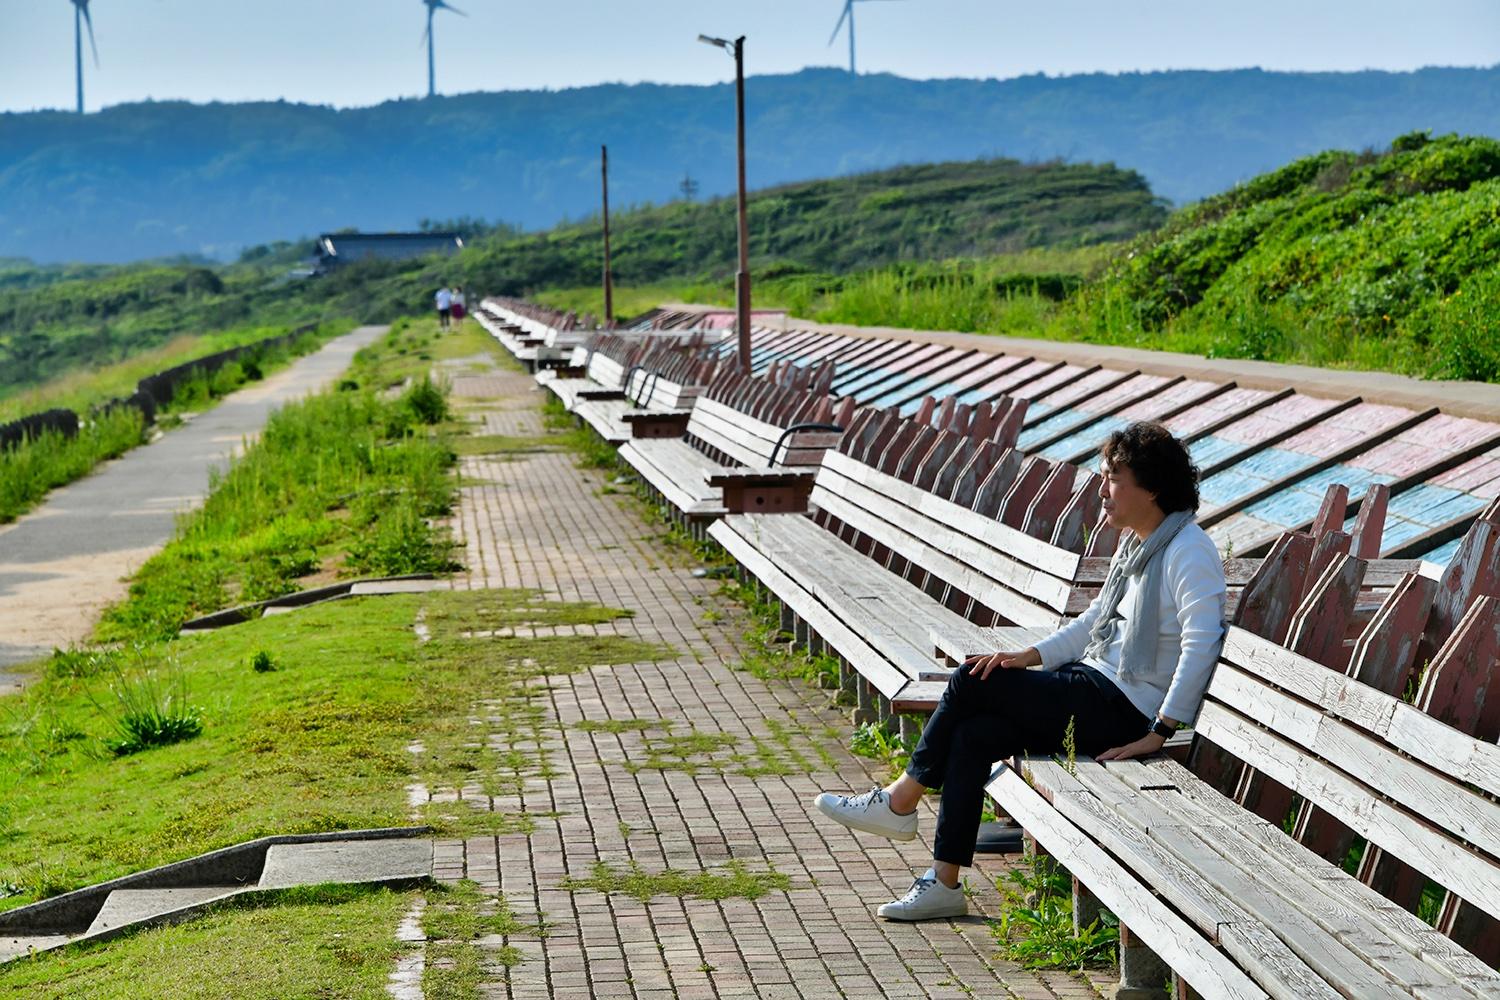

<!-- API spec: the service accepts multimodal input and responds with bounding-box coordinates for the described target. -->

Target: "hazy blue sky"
[1,0,1496,113]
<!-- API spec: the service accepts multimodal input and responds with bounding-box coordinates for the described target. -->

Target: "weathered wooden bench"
[714,388,1425,727]
[535,333,719,444]
[981,503,1500,997]
[618,362,851,532]
[707,396,1152,720]
[476,298,588,369]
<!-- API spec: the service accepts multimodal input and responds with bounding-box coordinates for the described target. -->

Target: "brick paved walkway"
[426,361,1103,1000]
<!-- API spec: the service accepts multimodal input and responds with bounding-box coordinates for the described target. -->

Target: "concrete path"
[429,364,1103,1000]
[0,325,387,680]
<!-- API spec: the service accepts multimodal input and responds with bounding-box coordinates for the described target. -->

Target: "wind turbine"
[827,0,902,75]
[421,0,466,99]
[70,0,99,114]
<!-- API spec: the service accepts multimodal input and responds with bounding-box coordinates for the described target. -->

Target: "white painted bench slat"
[1194,701,1500,924]
[814,462,1074,614]
[987,765,1272,1000]
[1222,628,1500,798]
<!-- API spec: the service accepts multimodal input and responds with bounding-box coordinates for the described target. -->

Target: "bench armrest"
[703,465,815,488]
[622,409,692,439]
[704,465,818,514]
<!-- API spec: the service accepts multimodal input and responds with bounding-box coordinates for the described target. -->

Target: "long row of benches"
[715,406,1500,995]
[513,304,1499,993]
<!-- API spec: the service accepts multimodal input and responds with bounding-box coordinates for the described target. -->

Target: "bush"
[345,494,456,576]
[93,653,203,756]
[401,375,449,425]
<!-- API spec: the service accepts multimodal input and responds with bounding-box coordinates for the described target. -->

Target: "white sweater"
[1033,522,1227,725]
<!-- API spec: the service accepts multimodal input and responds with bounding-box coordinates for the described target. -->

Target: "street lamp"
[601,144,614,328]
[698,33,752,374]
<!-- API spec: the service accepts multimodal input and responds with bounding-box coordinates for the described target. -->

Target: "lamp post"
[601,144,614,328]
[698,33,752,374]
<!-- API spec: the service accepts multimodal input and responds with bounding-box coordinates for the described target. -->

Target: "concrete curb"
[178,574,440,632]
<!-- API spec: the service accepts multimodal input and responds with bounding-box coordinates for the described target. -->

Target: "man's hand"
[962,647,1040,680]
[1096,732,1167,761]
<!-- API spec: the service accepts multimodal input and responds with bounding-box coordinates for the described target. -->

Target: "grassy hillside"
[1073,131,1500,378]
[2,67,1497,263]
[544,133,1500,382]
[453,157,1163,288]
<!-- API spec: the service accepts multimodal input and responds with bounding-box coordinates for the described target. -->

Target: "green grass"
[559,859,791,903]
[0,587,672,905]
[422,880,546,1000]
[559,134,1500,382]
[0,883,417,999]
[0,323,349,527]
[92,325,462,643]
[0,587,669,990]
[0,406,147,525]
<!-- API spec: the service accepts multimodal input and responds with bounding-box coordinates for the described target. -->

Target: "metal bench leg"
[779,600,795,638]
[1111,923,1171,1000]
[794,615,809,648]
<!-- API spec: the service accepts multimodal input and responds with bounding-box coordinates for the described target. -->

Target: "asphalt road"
[0,325,387,681]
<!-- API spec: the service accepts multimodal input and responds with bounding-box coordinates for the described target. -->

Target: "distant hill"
[2,156,1159,398]
[1,66,1497,263]
[455,157,1165,291]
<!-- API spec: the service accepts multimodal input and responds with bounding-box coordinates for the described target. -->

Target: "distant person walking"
[435,285,453,330]
[451,286,467,326]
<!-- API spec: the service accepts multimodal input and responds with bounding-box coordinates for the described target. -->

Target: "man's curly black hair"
[1100,421,1201,514]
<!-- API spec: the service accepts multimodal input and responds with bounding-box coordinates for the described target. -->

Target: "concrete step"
[85,886,242,936]
[258,838,433,890]
[0,829,431,965]
[0,935,72,962]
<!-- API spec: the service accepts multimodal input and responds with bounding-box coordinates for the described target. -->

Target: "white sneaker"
[877,870,968,921]
[813,787,918,841]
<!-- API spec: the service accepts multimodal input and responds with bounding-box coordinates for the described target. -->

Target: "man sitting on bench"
[813,421,1227,921]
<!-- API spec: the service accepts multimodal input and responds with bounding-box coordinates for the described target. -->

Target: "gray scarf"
[1085,509,1195,682]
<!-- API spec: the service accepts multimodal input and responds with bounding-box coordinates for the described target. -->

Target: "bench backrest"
[682,364,848,469]
[1197,622,1500,929]
[1188,498,1500,962]
[802,400,1116,627]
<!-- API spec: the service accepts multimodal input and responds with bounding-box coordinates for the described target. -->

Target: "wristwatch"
[1149,717,1176,739]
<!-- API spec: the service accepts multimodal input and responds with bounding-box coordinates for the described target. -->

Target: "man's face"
[1098,458,1160,533]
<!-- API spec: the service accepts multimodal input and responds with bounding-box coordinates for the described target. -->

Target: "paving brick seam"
[428,364,1089,999]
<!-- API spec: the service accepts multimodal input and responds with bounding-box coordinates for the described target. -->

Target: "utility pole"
[732,37,752,373]
[699,33,753,373]
[601,144,614,328]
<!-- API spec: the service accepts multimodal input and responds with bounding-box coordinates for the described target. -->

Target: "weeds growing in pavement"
[560,859,790,903]
[992,851,1118,970]
[849,720,920,781]
[422,880,549,998]
[572,718,673,734]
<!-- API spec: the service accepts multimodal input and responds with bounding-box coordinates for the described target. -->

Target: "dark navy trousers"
[905,662,1148,867]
